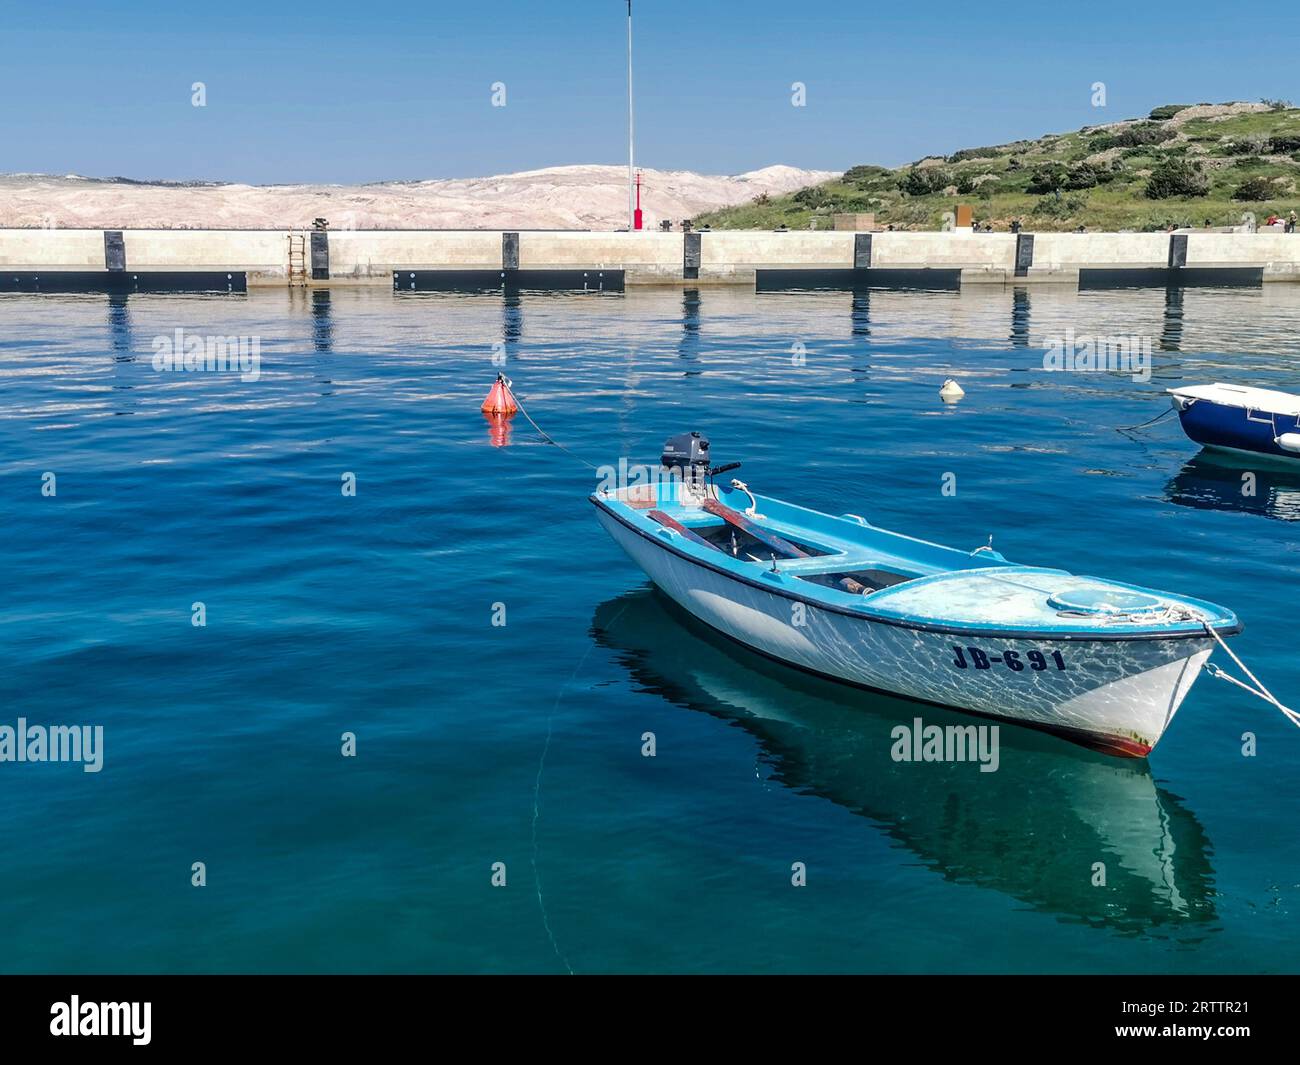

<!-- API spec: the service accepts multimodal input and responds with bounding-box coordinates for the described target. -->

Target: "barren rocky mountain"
[0,164,837,231]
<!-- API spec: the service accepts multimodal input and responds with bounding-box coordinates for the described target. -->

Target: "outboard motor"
[661,431,711,477]
[660,432,741,489]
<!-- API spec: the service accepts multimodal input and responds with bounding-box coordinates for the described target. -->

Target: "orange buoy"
[481,373,519,415]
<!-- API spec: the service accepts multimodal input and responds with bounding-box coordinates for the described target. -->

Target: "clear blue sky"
[1,0,1297,184]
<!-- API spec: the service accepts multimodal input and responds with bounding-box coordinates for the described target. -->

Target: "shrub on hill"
[1091,123,1176,151]
[898,167,952,195]
[1224,133,1272,155]
[1149,104,1191,120]
[842,165,892,186]
[1144,158,1209,198]
[1027,163,1069,194]
[1030,193,1087,219]
[1028,161,1113,193]
[946,146,1003,163]
[1119,122,1178,147]
[1066,161,1119,189]
[792,185,831,209]
[1233,176,1276,201]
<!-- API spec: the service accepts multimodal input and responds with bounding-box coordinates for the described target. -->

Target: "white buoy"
[939,378,965,403]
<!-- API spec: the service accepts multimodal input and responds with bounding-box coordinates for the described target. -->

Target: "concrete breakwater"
[3,228,1300,292]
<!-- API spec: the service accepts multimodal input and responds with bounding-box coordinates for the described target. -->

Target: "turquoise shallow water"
[1,284,1298,974]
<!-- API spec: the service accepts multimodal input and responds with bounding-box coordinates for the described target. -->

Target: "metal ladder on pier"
[287,232,307,287]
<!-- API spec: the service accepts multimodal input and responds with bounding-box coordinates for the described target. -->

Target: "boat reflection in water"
[593,588,1218,934]
[1167,449,1300,522]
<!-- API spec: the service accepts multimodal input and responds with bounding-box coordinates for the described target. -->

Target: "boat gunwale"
[591,494,1243,643]
[1168,383,1300,418]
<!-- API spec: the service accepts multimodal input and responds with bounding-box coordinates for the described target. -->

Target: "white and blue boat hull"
[1169,383,1300,462]
[594,480,1238,757]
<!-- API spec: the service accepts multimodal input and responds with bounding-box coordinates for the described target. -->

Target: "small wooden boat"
[592,433,1241,757]
[1168,383,1300,462]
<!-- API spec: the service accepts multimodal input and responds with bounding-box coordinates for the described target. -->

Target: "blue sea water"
[1,283,1298,974]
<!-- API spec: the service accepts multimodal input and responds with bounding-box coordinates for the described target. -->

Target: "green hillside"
[699,102,1300,232]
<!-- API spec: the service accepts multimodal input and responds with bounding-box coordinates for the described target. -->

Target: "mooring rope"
[1116,406,1176,432]
[503,380,602,472]
[1201,621,1300,730]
